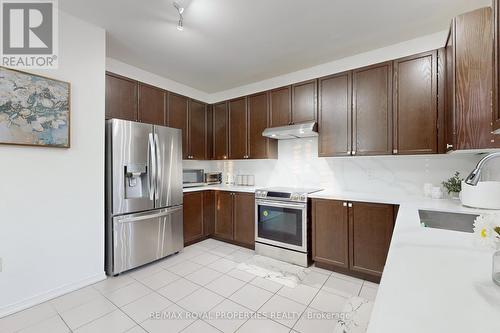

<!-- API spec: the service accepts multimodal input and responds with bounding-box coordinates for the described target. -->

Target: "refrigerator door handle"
[154,132,161,200]
[148,133,156,201]
[115,206,183,224]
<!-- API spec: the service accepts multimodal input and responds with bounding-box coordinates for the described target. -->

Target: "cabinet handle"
[348,203,353,208]
[393,149,398,154]
[343,202,347,207]
[446,144,453,150]
[352,151,356,156]
[347,151,351,155]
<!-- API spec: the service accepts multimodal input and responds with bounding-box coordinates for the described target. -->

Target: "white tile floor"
[0,239,378,333]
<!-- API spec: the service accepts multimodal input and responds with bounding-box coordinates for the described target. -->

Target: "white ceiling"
[60,0,491,93]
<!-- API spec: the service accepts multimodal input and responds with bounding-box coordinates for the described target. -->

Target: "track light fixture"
[173,2,184,31]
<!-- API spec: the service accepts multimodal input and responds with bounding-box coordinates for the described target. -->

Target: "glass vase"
[494,250,500,287]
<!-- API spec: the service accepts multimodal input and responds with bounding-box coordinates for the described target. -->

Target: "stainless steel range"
[255,187,322,267]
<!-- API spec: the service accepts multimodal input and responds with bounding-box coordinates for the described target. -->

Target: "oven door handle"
[255,199,306,209]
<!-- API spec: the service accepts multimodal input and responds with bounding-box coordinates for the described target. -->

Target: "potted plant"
[442,171,463,199]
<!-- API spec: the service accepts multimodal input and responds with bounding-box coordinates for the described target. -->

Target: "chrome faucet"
[465,152,500,186]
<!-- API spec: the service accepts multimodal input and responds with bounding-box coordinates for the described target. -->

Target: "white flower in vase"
[473,214,500,250]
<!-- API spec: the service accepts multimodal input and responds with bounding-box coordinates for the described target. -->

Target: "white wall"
[208,31,448,103]
[184,139,500,198]
[106,57,211,102]
[0,12,106,317]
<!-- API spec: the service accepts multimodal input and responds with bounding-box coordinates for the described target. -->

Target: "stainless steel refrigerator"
[105,119,183,276]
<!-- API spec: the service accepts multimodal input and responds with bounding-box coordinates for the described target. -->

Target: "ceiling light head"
[177,19,184,31]
[173,1,185,31]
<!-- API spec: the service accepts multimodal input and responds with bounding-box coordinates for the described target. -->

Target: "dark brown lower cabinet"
[203,191,215,236]
[183,192,204,244]
[349,202,394,277]
[233,193,255,247]
[312,199,349,268]
[215,191,234,241]
[312,198,395,281]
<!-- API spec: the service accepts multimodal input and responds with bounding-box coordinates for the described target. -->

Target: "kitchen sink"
[418,210,479,233]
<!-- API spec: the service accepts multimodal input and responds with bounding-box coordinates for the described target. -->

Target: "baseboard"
[0,272,106,318]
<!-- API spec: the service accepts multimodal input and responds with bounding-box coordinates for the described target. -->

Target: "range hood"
[262,121,318,140]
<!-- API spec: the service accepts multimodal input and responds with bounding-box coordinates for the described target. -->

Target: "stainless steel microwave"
[182,169,204,187]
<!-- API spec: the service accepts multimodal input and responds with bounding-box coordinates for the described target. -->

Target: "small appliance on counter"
[183,169,205,188]
[255,187,322,267]
[205,172,222,185]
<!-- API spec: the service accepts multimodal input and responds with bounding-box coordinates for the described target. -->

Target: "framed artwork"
[0,66,70,148]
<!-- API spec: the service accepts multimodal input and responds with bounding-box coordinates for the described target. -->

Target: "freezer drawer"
[110,206,183,275]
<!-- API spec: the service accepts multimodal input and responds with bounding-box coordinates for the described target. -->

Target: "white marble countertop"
[367,199,500,333]
[183,185,500,332]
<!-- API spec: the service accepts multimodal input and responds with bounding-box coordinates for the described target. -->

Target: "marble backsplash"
[184,138,500,198]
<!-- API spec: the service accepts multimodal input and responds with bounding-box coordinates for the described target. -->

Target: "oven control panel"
[255,190,308,203]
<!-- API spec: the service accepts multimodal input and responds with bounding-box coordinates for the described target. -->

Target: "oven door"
[255,199,307,253]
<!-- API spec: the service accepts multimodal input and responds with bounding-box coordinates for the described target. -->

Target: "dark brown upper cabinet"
[167,93,189,159]
[446,7,500,150]
[138,83,166,125]
[270,86,292,127]
[349,202,394,278]
[318,72,352,157]
[312,199,349,268]
[105,73,138,121]
[248,92,278,159]
[292,79,317,124]
[206,105,214,160]
[492,0,500,134]
[393,51,438,155]
[188,99,208,160]
[213,101,229,160]
[228,97,249,159]
[352,62,393,156]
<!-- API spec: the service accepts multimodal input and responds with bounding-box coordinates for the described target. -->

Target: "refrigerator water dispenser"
[124,164,148,198]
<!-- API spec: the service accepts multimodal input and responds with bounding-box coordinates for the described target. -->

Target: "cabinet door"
[349,202,394,277]
[203,191,215,236]
[168,93,189,159]
[353,62,393,155]
[105,73,138,121]
[215,191,233,240]
[228,97,248,159]
[393,51,438,155]
[454,7,497,149]
[213,102,229,160]
[495,0,500,133]
[248,92,277,159]
[445,28,456,151]
[318,72,352,157]
[233,193,255,247]
[206,105,214,160]
[138,83,166,125]
[312,199,349,268]
[189,100,207,160]
[270,86,291,127]
[292,79,317,124]
[183,192,204,244]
